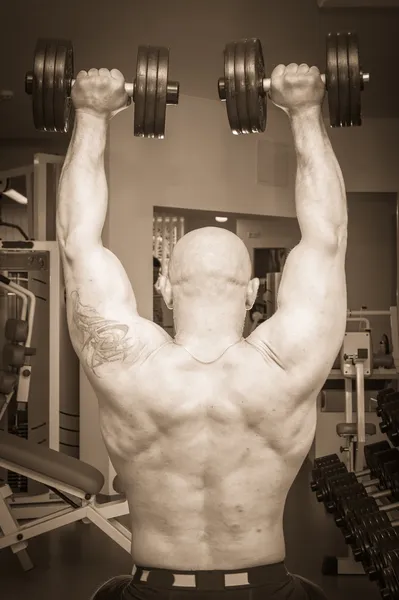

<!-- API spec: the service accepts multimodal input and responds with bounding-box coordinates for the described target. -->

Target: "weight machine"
[0,155,80,519]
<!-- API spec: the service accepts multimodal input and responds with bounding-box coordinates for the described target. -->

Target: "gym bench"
[0,430,131,570]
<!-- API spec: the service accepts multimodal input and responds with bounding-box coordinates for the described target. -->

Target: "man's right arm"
[248,103,348,398]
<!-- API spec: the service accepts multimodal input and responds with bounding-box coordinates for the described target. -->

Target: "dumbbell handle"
[218,72,370,100]
[72,79,135,97]
[25,73,180,106]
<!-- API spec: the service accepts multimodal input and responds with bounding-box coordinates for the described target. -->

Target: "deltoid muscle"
[70,291,137,375]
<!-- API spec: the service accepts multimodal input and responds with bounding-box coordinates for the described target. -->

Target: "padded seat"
[336,423,377,437]
[0,431,104,495]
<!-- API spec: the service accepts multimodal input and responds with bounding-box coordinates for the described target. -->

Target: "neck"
[173,304,245,358]
[175,327,243,346]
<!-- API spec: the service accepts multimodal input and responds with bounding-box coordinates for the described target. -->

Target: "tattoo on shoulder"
[69,290,141,376]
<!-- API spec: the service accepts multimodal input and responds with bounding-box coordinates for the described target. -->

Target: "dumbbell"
[347,516,399,588]
[339,497,399,541]
[25,39,180,138]
[311,441,392,493]
[313,453,341,469]
[379,552,399,600]
[366,535,399,587]
[218,32,370,135]
[328,467,399,544]
[326,481,399,579]
[315,448,399,511]
[0,371,17,395]
[335,480,399,530]
[380,402,399,446]
[350,518,399,581]
[5,318,29,344]
[2,343,36,369]
[376,389,398,416]
[318,474,396,515]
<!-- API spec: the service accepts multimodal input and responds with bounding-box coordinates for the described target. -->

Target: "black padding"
[113,475,124,494]
[336,422,376,436]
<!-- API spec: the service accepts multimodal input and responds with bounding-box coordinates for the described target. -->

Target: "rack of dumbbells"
[311,387,399,600]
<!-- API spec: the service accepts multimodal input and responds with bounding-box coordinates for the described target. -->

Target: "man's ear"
[245,278,260,310]
[158,275,173,310]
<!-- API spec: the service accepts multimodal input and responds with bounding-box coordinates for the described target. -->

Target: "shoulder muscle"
[248,237,347,397]
[61,244,169,380]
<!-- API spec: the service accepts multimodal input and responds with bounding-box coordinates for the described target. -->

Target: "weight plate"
[134,46,148,137]
[32,39,47,131]
[234,40,251,134]
[326,33,340,128]
[224,42,240,134]
[53,40,74,133]
[337,33,351,127]
[245,39,266,133]
[43,40,57,131]
[154,47,168,139]
[144,47,159,138]
[347,33,362,127]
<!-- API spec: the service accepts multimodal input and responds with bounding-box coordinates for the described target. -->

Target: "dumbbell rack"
[312,387,399,597]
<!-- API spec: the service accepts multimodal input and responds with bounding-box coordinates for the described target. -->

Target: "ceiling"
[1,0,399,141]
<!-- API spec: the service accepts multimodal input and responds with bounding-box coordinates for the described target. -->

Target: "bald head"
[168,227,252,297]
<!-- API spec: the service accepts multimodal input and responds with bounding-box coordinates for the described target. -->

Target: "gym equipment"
[311,444,399,593]
[313,445,399,520]
[2,341,36,369]
[317,472,396,512]
[5,319,29,344]
[0,430,131,569]
[377,389,399,414]
[311,441,392,493]
[314,453,341,468]
[337,493,399,532]
[25,39,180,138]
[380,404,399,446]
[351,521,399,583]
[218,32,370,135]
[377,391,399,448]
[0,372,17,395]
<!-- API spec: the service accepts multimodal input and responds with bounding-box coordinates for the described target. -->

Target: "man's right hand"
[269,63,325,116]
[72,68,130,121]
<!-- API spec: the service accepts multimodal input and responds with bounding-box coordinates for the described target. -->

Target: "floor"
[0,457,382,600]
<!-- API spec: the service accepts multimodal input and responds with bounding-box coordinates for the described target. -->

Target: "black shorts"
[90,563,328,599]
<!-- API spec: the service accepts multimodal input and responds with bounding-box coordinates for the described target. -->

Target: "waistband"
[132,562,289,590]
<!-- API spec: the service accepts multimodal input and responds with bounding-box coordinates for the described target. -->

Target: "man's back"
[97,339,317,570]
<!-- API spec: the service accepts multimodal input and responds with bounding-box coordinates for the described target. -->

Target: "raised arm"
[248,63,347,397]
[56,69,164,382]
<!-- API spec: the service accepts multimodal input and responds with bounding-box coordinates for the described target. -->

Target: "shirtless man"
[56,62,347,600]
